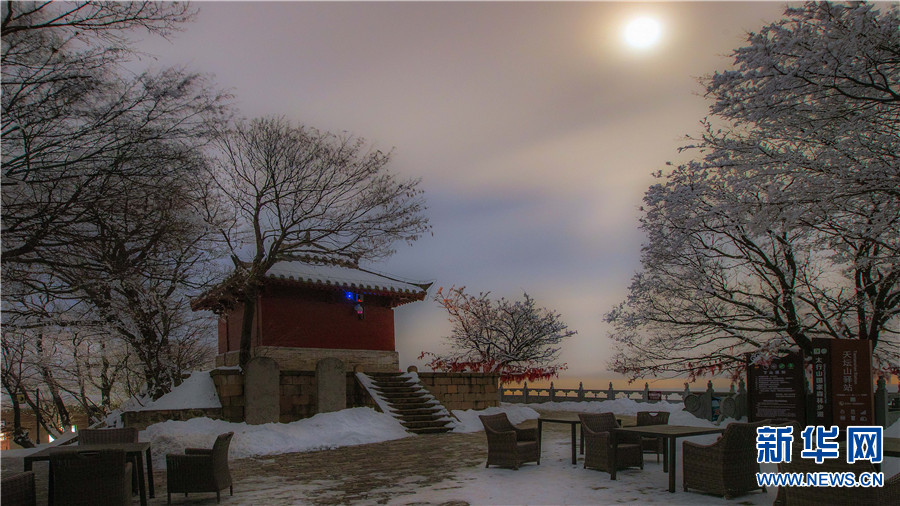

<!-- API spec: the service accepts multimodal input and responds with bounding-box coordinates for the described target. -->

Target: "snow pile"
[452,405,541,433]
[142,407,409,467]
[523,398,722,426]
[134,371,221,411]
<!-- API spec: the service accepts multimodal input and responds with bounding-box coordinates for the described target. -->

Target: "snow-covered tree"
[423,286,576,382]
[200,116,430,368]
[607,2,899,381]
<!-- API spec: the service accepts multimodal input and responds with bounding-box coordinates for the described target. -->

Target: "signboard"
[648,391,662,402]
[811,338,874,428]
[810,341,832,426]
[747,351,806,424]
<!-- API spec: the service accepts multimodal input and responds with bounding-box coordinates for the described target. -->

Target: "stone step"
[401,420,451,430]
[390,406,443,416]
[372,379,415,387]
[377,391,425,400]
[373,385,420,392]
[399,413,445,423]
[387,397,434,405]
[408,426,453,435]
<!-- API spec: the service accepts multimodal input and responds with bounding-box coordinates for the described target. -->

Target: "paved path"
[2,416,570,505]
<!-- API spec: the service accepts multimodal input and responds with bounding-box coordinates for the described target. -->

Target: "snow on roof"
[265,261,430,298]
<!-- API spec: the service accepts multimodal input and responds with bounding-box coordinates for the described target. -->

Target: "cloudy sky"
[139,1,793,388]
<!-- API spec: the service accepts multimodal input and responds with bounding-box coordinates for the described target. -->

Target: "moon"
[624,17,662,49]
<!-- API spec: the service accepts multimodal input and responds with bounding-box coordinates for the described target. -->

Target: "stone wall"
[216,346,399,373]
[210,368,377,423]
[417,372,500,411]
[122,408,222,430]
[210,368,245,422]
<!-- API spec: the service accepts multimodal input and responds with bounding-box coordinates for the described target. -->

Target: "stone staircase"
[365,373,453,434]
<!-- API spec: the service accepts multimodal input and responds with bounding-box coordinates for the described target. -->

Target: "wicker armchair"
[49,449,133,506]
[682,420,766,499]
[1,471,36,506]
[478,413,539,469]
[578,412,643,473]
[166,432,234,503]
[776,442,900,506]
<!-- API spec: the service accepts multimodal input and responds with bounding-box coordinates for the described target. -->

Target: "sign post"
[747,351,806,424]
[810,338,874,428]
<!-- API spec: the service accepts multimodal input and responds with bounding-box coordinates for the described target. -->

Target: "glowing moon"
[624,17,662,49]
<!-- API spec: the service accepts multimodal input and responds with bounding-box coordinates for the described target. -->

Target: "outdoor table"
[537,416,584,465]
[610,424,724,493]
[885,437,900,458]
[24,441,154,506]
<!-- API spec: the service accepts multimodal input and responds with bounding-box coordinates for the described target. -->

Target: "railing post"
[875,376,888,428]
[578,382,585,402]
[683,382,691,401]
[642,382,649,402]
[705,380,715,420]
[607,382,615,401]
[549,381,556,402]
[737,378,748,419]
[499,381,504,403]
[523,382,529,404]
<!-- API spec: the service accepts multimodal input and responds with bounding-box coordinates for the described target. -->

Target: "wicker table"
[24,441,154,506]
[610,425,724,493]
[537,416,583,465]
[886,437,900,458]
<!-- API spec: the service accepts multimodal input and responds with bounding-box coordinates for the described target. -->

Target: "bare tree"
[607,2,900,381]
[202,116,430,367]
[422,286,576,382]
[2,0,227,405]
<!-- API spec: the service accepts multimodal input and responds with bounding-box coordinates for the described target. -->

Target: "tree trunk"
[239,293,257,369]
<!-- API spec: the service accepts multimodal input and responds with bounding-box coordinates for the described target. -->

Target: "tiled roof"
[265,261,430,299]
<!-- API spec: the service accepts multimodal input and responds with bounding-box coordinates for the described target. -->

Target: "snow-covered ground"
[4,375,897,505]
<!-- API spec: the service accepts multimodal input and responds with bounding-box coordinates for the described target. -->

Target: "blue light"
[345,291,355,300]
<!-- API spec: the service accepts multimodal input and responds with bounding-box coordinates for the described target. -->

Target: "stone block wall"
[216,346,399,373]
[280,371,317,421]
[210,368,245,422]
[417,372,500,411]
[211,367,377,424]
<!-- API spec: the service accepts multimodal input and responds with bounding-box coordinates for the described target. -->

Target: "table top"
[613,424,725,438]
[24,441,151,461]
[885,437,900,458]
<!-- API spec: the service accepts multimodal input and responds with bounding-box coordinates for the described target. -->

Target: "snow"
[8,399,899,505]
[141,407,410,467]
[128,371,221,412]
[522,399,719,426]
[266,261,427,296]
[452,405,541,432]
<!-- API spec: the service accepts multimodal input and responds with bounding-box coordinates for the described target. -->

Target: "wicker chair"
[49,449,133,506]
[578,412,643,473]
[682,420,766,499]
[1,471,36,506]
[78,427,139,445]
[78,427,140,493]
[166,431,234,503]
[775,442,900,506]
[619,411,670,463]
[478,413,540,470]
